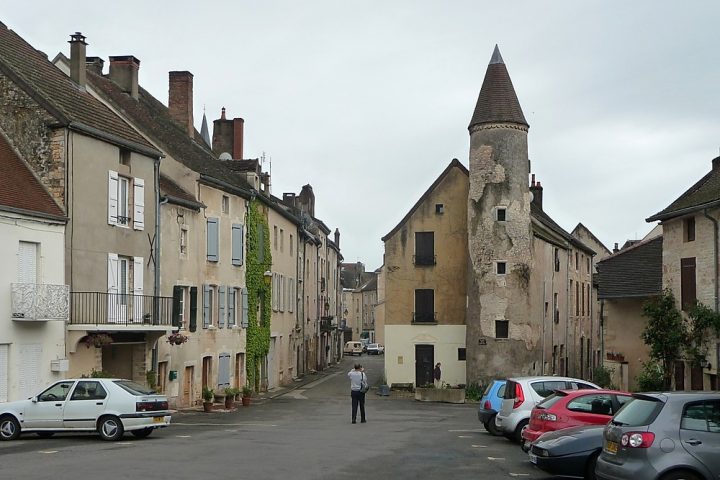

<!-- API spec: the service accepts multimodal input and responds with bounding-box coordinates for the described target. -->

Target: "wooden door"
[183,366,194,406]
[202,357,212,389]
[157,361,167,393]
[415,344,434,387]
[691,365,704,390]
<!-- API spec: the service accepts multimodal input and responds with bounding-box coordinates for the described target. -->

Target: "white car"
[366,343,384,355]
[0,378,171,441]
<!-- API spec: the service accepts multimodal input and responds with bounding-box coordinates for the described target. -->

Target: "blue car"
[478,379,506,435]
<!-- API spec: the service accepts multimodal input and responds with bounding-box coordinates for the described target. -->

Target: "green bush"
[636,361,665,392]
[465,382,482,401]
[592,365,616,389]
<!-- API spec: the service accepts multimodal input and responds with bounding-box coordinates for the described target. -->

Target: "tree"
[642,290,687,390]
[686,303,720,366]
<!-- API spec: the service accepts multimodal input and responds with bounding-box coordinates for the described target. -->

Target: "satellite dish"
[219,152,232,161]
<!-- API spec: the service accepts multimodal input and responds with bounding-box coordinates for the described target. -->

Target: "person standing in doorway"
[434,362,442,388]
[326,344,331,366]
[348,363,367,424]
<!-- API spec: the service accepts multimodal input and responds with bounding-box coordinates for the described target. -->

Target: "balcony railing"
[70,292,173,326]
[320,317,336,331]
[412,312,437,323]
[11,283,70,321]
[413,255,437,266]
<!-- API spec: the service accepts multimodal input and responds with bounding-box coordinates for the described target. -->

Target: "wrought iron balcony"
[11,283,70,321]
[70,292,172,327]
[320,316,336,331]
[412,312,437,324]
[413,255,437,266]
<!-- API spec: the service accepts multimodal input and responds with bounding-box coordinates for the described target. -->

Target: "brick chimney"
[529,174,543,210]
[212,108,244,160]
[613,243,619,253]
[712,156,720,170]
[168,71,194,137]
[85,56,104,75]
[109,56,140,99]
[68,32,87,87]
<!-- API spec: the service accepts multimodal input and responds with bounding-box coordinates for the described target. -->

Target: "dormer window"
[496,207,507,222]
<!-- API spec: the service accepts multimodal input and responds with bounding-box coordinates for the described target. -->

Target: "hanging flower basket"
[82,333,113,348]
[167,332,189,346]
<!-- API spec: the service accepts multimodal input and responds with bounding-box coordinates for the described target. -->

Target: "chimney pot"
[109,56,140,99]
[613,242,619,253]
[221,107,226,120]
[85,56,104,75]
[68,32,87,87]
[529,178,543,210]
[712,156,720,170]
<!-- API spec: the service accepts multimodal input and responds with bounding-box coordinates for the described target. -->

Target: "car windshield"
[612,396,663,426]
[114,380,156,396]
[536,391,567,409]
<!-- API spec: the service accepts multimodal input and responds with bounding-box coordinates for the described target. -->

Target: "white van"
[343,341,364,356]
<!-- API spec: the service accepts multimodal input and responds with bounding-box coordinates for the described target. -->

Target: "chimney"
[109,56,140,99]
[85,56,104,75]
[168,71,194,137]
[282,193,297,208]
[334,228,340,248]
[232,118,244,160]
[613,243,619,253]
[211,108,245,160]
[713,156,720,170]
[529,176,543,210]
[299,185,316,217]
[69,32,87,87]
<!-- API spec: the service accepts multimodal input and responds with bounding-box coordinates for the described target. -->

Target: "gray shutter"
[232,224,244,266]
[207,218,219,262]
[203,284,210,328]
[227,288,235,327]
[172,286,183,328]
[241,287,249,328]
[218,286,226,328]
[218,353,231,388]
[189,286,198,332]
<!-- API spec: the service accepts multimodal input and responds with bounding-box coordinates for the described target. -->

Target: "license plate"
[153,416,164,424]
[605,441,618,454]
[529,453,538,464]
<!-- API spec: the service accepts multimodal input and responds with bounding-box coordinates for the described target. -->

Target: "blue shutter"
[227,288,235,327]
[218,353,230,388]
[232,224,244,266]
[207,218,219,262]
[218,286,226,328]
[203,284,210,328]
[241,287,249,328]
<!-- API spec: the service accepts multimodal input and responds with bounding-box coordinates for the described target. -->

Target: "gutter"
[199,174,254,199]
[68,121,162,159]
[161,194,205,211]
[647,199,720,223]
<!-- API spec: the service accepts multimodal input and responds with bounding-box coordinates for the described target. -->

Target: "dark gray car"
[596,392,720,480]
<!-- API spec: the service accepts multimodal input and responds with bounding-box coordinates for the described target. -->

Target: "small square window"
[458,348,466,361]
[180,227,188,254]
[119,149,131,166]
[495,320,509,339]
[222,195,229,214]
[496,261,506,275]
[496,208,506,222]
[435,204,444,214]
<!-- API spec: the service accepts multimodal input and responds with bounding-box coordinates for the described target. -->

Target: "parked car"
[478,379,506,435]
[522,389,632,451]
[366,343,384,355]
[495,376,600,442]
[343,341,364,356]
[597,392,720,480]
[0,378,171,441]
[529,424,605,480]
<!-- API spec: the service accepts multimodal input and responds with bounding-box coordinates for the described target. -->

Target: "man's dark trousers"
[351,390,366,423]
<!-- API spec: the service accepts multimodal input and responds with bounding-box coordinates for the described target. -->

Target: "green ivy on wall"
[245,199,272,392]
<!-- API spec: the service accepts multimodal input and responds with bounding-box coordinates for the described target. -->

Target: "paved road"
[0,355,550,480]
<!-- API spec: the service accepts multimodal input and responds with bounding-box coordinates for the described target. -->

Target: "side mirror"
[31,396,38,403]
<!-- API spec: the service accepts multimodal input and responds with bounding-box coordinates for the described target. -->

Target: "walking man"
[348,363,367,424]
[434,362,442,388]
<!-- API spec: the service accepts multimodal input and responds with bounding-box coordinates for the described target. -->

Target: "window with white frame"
[180,227,188,255]
[222,195,229,214]
[108,171,144,230]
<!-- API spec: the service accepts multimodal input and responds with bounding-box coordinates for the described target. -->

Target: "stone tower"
[466,46,535,384]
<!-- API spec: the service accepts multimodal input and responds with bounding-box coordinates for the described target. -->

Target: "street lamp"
[263,270,272,287]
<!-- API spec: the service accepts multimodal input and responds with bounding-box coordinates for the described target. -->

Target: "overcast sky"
[4,2,720,269]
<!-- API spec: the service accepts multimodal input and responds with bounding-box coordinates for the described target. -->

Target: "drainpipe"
[541,278,546,375]
[152,157,164,377]
[565,246,570,376]
[589,253,595,381]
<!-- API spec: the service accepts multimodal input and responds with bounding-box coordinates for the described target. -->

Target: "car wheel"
[585,451,600,480]
[513,419,529,443]
[485,415,501,436]
[0,416,20,441]
[661,471,702,480]
[98,415,124,441]
[131,428,153,439]
[36,432,55,438]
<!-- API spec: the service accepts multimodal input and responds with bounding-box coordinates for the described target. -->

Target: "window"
[495,320,509,338]
[120,149,130,166]
[280,228,284,253]
[413,289,435,323]
[681,257,697,311]
[290,234,294,256]
[458,348,466,361]
[554,248,560,272]
[587,257,591,274]
[17,241,38,284]
[203,284,215,328]
[118,176,129,225]
[681,401,720,433]
[576,282,580,316]
[531,381,569,398]
[227,287,236,327]
[70,381,107,401]
[581,282,585,316]
[496,207,506,222]
[575,252,579,271]
[684,217,696,242]
[414,232,435,266]
[172,285,187,328]
[435,204,444,214]
[567,394,613,415]
[222,195,229,214]
[207,218,219,262]
[553,293,559,323]
[108,171,144,230]
[496,261,507,275]
[39,381,75,402]
[180,227,188,254]
[274,226,278,250]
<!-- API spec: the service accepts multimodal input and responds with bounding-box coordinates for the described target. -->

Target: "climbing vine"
[245,199,272,392]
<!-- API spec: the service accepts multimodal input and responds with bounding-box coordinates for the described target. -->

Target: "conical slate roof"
[200,112,211,147]
[469,45,528,129]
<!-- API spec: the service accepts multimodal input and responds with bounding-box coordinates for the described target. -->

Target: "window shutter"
[232,224,244,266]
[189,286,198,332]
[279,274,284,312]
[681,257,697,311]
[227,288,235,327]
[241,287,249,328]
[172,286,183,328]
[218,286,226,328]
[107,253,119,294]
[133,178,145,231]
[108,171,119,225]
[133,257,144,323]
[207,218,219,262]
[17,241,37,284]
[289,278,294,313]
[203,284,210,328]
[218,353,230,388]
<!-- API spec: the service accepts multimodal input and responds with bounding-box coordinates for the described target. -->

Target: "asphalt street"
[0,355,551,480]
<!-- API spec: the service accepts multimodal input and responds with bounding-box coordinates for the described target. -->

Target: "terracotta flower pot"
[202,401,213,413]
[224,396,234,409]
[242,396,251,407]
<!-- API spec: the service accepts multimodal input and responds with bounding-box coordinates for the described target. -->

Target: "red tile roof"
[0,134,65,219]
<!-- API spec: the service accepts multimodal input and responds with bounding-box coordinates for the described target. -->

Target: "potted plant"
[167,332,188,346]
[224,387,236,409]
[81,333,113,348]
[242,386,253,406]
[202,387,214,412]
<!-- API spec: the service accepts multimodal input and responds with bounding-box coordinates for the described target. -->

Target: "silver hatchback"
[596,392,720,480]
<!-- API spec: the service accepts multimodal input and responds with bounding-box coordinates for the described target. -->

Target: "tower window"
[684,217,695,242]
[496,261,507,275]
[496,207,507,222]
[435,204,444,214]
[495,320,509,339]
